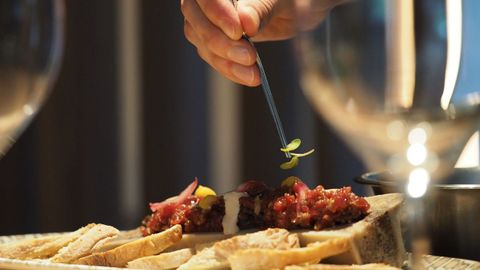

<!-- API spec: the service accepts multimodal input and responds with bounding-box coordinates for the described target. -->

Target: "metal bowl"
[355,168,480,261]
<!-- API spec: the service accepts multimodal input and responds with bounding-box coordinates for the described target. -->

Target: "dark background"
[0,0,364,235]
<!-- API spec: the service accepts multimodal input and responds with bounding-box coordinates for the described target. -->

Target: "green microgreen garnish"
[280,156,299,170]
[280,139,314,170]
[280,138,301,152]
[290,149,315,157]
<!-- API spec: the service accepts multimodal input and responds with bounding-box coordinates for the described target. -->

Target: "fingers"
[183,1,255,66]
[237,0,278,37]
[182,0,260,86]
[195,0,243,40]
[185,20,260,86]
[198,46,261,87]
[201,49,261,87]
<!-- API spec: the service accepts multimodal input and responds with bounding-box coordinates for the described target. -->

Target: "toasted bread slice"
[164,232,233,252]
[90,228,142,253]
[0,224,95,259]
[50,224,119,263]
[127,248,194,270]
[177,228,299,270]
[0,235,62,259]
[214,228,299,259]
[75,224,182,267]
[228,238,350,270]
[285,263,401,270]
[177,246,230,270]
[297,193,406,267]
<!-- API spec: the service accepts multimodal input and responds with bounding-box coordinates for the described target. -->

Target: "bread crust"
[50,224,119,263]
[177,228,300,270]
[90,228,142,253]
[74,224,182,267]
[227,238,350,270]
[0,224,95,259]
[0,235,61,259]
[127,248,194,270]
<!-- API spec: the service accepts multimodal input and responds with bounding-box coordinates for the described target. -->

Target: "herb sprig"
[280,139,315,169]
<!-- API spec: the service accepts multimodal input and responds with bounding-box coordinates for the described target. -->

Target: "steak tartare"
[141,177,370,235]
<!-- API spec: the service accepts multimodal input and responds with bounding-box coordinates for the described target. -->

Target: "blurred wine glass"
[294,0,480,264]
[0,0,64,157]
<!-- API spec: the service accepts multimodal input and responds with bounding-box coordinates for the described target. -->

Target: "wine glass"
[293,0,480,265]
[0,0,64,157]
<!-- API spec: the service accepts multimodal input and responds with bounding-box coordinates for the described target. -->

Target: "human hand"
[181,0,342,86]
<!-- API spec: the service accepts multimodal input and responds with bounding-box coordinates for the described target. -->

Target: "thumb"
[236,0,278,37]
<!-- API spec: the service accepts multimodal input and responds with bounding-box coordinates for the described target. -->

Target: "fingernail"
[231,64,254,85]
[227,46,251,65]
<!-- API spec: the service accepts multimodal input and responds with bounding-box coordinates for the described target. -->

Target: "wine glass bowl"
[0,0,64,156]
[293,0,480,262]
[294,0,480,188]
